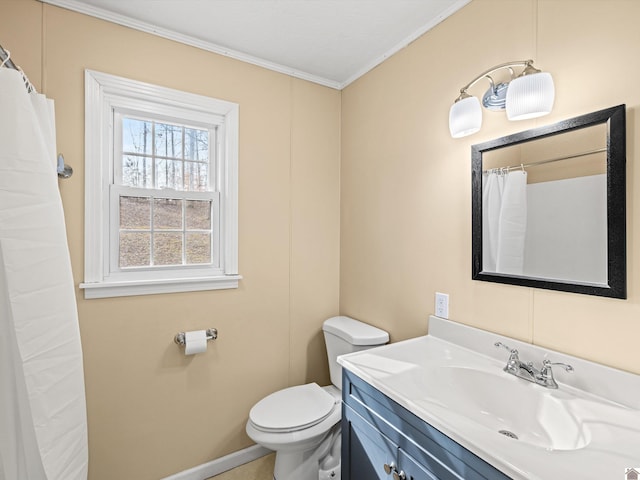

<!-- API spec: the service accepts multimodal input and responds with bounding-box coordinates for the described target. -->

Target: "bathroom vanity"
[338,316,640,480]
[342,369,509,479]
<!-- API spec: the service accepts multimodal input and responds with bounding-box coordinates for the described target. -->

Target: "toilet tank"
[322,316,389,389]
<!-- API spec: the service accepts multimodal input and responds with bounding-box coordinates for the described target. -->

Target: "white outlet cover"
[435,292,449,319]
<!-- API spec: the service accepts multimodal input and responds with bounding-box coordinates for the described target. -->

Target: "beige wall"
[5,0,640,477]
[341,0,640,375]
[2,1,340,479]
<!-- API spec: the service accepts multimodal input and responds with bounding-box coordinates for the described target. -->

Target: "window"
[114,116,216,268]
[81,70,240,298]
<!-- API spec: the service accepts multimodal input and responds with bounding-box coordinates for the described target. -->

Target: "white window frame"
[81,70,240,299]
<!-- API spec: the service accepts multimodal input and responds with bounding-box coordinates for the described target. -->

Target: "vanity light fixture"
[449,60,555,138]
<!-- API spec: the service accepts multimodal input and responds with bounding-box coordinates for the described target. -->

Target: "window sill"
[79,275,242,299]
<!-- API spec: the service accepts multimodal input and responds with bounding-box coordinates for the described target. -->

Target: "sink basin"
[388,366,591,451]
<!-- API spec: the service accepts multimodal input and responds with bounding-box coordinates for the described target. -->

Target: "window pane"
[155,123,183,158]
[186,200,212,230]
[185,128,208,161]
[186,233,211,264]
[155,159,183,190]
[120,196,150,229]
[122,156,152,187]
[153,233,183,266]
[120,232,150,267]
[153,198,182,230]
[123,118,152,155]
[184,161,209,191]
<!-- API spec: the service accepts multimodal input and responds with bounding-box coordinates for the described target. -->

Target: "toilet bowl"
[246,384,341,480]
[246,316,389,480]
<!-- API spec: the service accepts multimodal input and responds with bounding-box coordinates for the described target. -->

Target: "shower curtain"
[482,170,528,275]
[0,68,88,479]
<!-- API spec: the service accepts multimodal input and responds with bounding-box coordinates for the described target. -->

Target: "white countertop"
[338,316,640,480]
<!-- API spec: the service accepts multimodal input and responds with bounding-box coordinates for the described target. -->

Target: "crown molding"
[40,0,343,89]
[40,0,470,90]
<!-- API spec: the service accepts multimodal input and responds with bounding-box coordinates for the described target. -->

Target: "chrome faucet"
[538,360,574,389]
[494,342,573,389]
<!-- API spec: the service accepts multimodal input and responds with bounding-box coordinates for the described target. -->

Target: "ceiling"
[41,0,470,89]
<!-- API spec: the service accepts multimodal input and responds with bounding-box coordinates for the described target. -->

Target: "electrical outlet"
[435,292,449,319]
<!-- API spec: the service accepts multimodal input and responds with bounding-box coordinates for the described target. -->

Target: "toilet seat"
[249,383,337,433]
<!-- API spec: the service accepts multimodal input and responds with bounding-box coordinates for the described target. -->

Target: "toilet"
[246,316,389,480]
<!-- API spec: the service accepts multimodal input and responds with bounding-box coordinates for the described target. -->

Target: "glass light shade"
[449,96,482,138]
[505,72,555,121]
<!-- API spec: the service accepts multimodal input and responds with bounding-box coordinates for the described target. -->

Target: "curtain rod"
[0,44,19,71]
[0,43,73,179]
[0,43,36,93]
[483,147,607,174]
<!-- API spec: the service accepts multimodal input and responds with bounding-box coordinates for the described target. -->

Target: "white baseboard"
[162,445,273,480]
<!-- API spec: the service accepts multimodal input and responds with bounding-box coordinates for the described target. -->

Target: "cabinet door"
[398,449,439,480]
[344,407,398,480]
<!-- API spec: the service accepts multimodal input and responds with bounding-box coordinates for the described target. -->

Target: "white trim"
[84,69,105,287]
[87,70,239,117]
[222,106,239,274]
[83,70,239,298]
[80,275,242,299]
[39,0,341,90]
[40,0,470,90]
[160,445,272,480]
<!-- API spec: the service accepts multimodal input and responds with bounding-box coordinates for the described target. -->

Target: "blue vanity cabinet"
[344,403,437,480]
[341,369,512,480]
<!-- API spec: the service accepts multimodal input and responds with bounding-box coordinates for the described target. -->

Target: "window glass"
[155,123,183,158]
[184,162,208,192]
[153,232,183,266]
[120,196,150,229]
[185,128,209,161]
[186,200,211,230]
[123,118,152,155]
[186,233,212,264]
[155,158,184,190]
[117,117,214,269]
[153,198,182,229]
[122,156,152,188]
[120,232,151,268]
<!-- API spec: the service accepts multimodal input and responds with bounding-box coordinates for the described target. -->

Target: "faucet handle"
[542,360,574,373]
[494,341,521,373]
[494,341,519,358]
[538,360,573,388]
[494,341,517,353]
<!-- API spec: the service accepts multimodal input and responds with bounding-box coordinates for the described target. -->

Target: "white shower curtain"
[482,170,528,275]
[0,68,88,479]
[482,170,505,272]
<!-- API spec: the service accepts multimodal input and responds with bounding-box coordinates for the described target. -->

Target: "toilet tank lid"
[322,316,389,346]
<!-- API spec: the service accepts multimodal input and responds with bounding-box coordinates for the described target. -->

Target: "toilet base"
[273,450,318,480]
[319,464,341,480]
[272,424,341,480]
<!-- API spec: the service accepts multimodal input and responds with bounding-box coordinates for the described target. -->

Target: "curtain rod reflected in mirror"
[482,147,606,174]
[471,105,626,299]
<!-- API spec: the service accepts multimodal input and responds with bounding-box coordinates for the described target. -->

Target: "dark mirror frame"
[471,104,626,298]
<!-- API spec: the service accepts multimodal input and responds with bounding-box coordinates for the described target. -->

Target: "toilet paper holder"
[174,328,218,347]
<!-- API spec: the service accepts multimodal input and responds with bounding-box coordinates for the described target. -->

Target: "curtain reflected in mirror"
[472,105,626,298]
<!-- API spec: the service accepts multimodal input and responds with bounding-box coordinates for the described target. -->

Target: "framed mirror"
[471,105,626,298]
